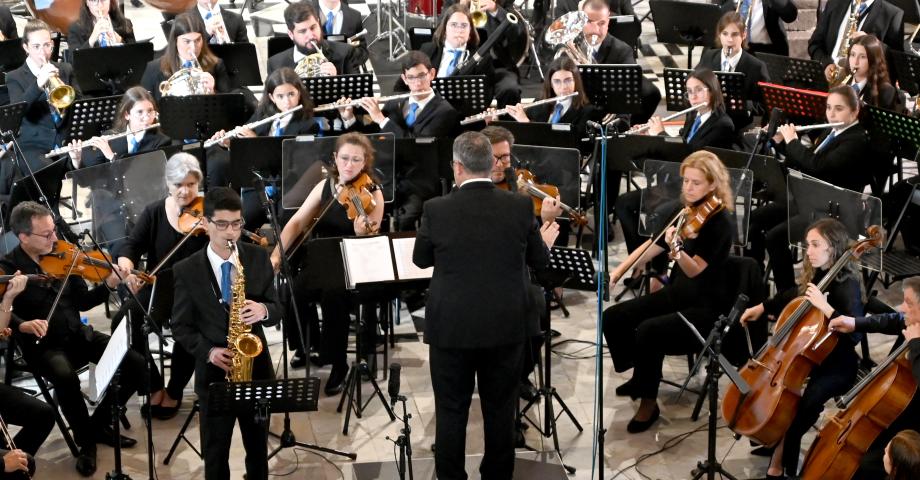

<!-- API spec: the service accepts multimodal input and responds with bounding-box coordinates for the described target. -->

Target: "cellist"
[740,218,864,479]
[825,276,920,479]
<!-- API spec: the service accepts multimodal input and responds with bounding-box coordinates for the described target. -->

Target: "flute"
[312,90,434,113]
[625,103,706,135]
[203,105,304,147]
[459,92,579,125]
[792,121,845,132]
[45,123,160,158]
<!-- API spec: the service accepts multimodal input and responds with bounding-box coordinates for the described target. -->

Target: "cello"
[721,226,883,447]
[799,336,916,479]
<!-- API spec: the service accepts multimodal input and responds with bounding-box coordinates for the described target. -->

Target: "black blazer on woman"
[525,101,600,139]
[66,18,136,50]
[140,57,232,102]
[678,109,736,150]
[779,124,871,192]
[857,81,903,112]
[79,129,172,168]
[247,110,321,136]
[698,48,771,130]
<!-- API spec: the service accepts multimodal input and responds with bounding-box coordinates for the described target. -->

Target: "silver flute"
[204,105,304,147]
[460,92,579,125]
[793,121,845,132]
[312,90,434,113]
[45,123,160,158]
[625,103,706,135]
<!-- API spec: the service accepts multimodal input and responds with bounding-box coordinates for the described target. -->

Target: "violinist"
[0,201,146,477]
[67,0,135,50]
[113,153,208,420]
[602,151,735,434]
[823,276,920,480]
[271,132,384,394]
[739,218,864,479]
[67,86,170,169]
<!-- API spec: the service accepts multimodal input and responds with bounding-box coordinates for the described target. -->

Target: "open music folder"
[340,234,433,289]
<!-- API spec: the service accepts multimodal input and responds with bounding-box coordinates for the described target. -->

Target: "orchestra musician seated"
[883,430,920,480]
[310,0,369,65]
[187,0,248,44]
[267,1,362,77]
[67,0,135,50]
[719,0,798,56]
[839,34,903,112]
[417,5,495,91]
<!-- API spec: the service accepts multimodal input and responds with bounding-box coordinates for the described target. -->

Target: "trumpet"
[460,92,578,125]
[203,106,303,147]
[625,103,705,135]
[45,123,161,158]
[312,90,435,113]
[206,6,231,44]
[470,0,488,28]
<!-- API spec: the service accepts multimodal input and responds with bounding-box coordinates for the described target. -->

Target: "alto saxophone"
[225,240,264,382]
[828,0,862,88]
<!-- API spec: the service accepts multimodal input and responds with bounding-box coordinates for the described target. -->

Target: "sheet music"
[90,318,129,403]
[391,237,433,280]
[341,236,396,288]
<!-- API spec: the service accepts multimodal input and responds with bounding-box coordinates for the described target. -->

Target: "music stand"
[72,43,154,95]
[228,136,287,189]
[303,73,374,106]
[706,146,787,205]
[208,43,263,90]
[393,137,444,202]
[491,121,579,150]
[863,105,920,162]
[754,52,829,91]
[889,50,920,97]
[0,39,26,78]
[578,64,643,115]
[65,95,121,142]
[664,68,747,112]
[431,75,490,118]
[207,378,320,419]
[608,15,642,54]
[8,158,67,213]
[0,102,26,137]
[648,0,722,68]
[758,82,828,125]
[157,94,247,141]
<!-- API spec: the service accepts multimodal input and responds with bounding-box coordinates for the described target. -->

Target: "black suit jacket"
[698,48,770,128]
[553,0,635,17]
[266,42,361,76]
[413,181,549,348]
[858,81,903,112]
[66,18,136,50]
[361,95,458,138]
[420,42,495,80]
[779,124,872,192]
[171,243,280,399]
[678,109,736,150]
[808,0,904,66]
[310,0,364,38]
[525,101,600,138]
[189,6,249,43]
[0,6,18,40]
[140,58,232,102]
[7,61,77,154]
[80,129,172,168]
[249,114,321,136]
[721,0,798,55]
[593,34,635,65]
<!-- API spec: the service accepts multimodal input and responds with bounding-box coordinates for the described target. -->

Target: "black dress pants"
[0,383,54,455]
[429,342,524,480]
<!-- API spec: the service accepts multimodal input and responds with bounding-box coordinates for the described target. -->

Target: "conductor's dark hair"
[10,201,52,235]
[205,187,242,217]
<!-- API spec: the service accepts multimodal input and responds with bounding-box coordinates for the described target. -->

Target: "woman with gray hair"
[112,152,208,420]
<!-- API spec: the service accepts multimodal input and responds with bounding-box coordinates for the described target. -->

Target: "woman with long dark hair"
[67,0,135,49]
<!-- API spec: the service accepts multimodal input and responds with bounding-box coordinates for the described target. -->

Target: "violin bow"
[38,248,82,344]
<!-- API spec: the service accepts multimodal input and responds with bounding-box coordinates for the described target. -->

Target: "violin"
[0,267,52,296]
[39,240,156,285]
[498,169,587,226]
[721,226,883,447]
[671,193,725,254]
[337,172,380,234]
[178,197,269,246]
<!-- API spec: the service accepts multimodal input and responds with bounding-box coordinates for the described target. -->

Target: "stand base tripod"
[337,359,396,435]
[268,424,357,461]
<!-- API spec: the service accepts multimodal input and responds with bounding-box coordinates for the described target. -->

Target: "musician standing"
[808,0,904,80]
[188,0,248,44]
[267,1,361,76]
[0,201,145,477]
[171,187,280,480]
[67,0,135,49]
[413,131,551,479]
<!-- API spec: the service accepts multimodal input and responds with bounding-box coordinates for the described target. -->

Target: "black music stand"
[491,121,579,150]
[754,52,829,91]
[664,68,747,112]
[706,146,787,205]
[758,82,828,124]
[207,377,320,423]
[0,38,26,78]
[578,64,643,115]
[65,95,121,143]
[431,75,490,119]
[863,105,920,162]
[0,102,26,137]
[8,158,67,213]
[209,43,263,90]
[228,136,287,189]
[72,43,154,95]
[604,134,692,175]
[303,73,374,106]
[889,50,920,97]
[158,94,247,141]
[648,0,722,68]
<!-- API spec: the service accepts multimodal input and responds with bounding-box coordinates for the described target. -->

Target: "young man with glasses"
[171,187,280,480]
[0,201,145,477]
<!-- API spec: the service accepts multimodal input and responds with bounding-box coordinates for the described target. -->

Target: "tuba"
[295,41,329,78]
[159,58,212,96]
[225,240,264,382]
[544,11,593,65]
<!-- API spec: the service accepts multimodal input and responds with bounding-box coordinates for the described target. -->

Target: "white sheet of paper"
[391,237,433,280]
[91,319,129,403]
[341,236,396,288]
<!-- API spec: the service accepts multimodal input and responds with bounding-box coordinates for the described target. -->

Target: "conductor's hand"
[35,62,59,88]
[740,303,765,326]
[3,449,28,473]
[828,316,856,333]
[540,221,560,248]
[240,300,268,325]
[506,103,530,123]
[540,195,563,223]
[208,347,233,372]
[319,61,338,77]
[19,319,48,338]
[270,250,281,274]
[359,97,385,124]
[777,123,798,144]
[646,116,664,136]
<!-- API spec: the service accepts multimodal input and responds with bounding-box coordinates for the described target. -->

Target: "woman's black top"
[115,198,209,271]
[656,207,734,306]
[313,177,354,239]
[67,18,136,50]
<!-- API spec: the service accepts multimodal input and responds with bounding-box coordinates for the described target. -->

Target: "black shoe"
[310,353,328,368]
[140,403,150,418]
[626,405,660,434]
[290,351,307,369]
[324,364,348,396]
[155,400,181,420]
[519,379,538,402]
[94,424,138,448]
[751,445,775,457]
[550,329,561,338]
[615,379,638,398]
[75,447,96,477]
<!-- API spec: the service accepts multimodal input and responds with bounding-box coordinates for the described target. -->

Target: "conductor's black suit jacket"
[171,242,280,403]
[413,180,549,349]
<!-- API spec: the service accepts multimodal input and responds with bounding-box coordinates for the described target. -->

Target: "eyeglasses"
[209,219,243,230]
[494,153,512,163]
[404,72,430,82]
[336,154,365,165]
[447,22,470,30]
[29,230,56,241]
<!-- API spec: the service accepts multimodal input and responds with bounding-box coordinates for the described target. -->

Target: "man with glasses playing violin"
[0,201,146,477]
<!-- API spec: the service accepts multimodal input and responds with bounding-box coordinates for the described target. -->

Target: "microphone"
[722,293,750,334]
[586,120,603,131]
[251,168,271,207]
[762,107,782,141]
[388,363,401,407]
[250,168,265,182]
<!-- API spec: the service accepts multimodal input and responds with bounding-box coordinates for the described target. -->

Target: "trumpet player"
[6,20,79,176]
[267,1,361,77]
[190,0,248,44]
[808,0,904,81]
[68,0,134,50]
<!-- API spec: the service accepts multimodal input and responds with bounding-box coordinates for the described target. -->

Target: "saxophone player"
[171,187,280,480]
[808,0,904,81]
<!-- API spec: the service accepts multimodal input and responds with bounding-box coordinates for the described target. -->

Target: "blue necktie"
[739,0,753,36]
[815,131,837,153]
[686,115,702,141]
[182,60,194,68]
[445,49,462,76]
[272,119,283,137]
[852,83,861,95]
[50,109,62,127]
[856,1,868,18]
[128,136,139,154]
[220,261,232,304]
[325,11,335,35]
[99,32,108,47]
[405,103,419,127]
[549,103,563,124]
